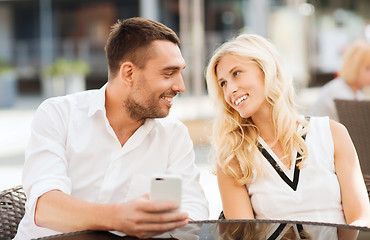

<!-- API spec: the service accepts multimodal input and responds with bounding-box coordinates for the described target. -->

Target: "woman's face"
[355,54,370,89]
[216,54,270,119]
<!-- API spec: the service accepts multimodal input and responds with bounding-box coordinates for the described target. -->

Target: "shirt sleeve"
[166,120,209,220]
[22,98,72,222]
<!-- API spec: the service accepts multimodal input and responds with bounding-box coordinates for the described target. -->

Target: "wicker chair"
[364,174,370,199]
[0,185,26,239]
[334,99,370,198]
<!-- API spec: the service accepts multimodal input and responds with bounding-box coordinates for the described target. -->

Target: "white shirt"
[14,85,209,239]
[247,117,345,226]
[310,78,364,121]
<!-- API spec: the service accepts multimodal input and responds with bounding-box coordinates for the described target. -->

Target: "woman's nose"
[226,81,238,97]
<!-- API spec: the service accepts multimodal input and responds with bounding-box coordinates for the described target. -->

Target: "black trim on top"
[267,223,287,240]
[297,224,308,239]
[257,118,309,191]
[257,146,301,191]
[267,223,307,240]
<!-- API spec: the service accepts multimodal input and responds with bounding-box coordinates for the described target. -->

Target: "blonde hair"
[338,39,370,85]
[206,34,309,185]
[218,222,311,240]
[218,222,269,240]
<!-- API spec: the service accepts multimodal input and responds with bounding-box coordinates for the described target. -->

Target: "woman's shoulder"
[328,119,348,140]
[306,115,329,126]
[307,117,349,151]
[305,116,332,139]
[319,78,353,97]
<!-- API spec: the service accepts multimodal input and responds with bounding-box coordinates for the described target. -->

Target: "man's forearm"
[35,190,114,232]
[35,191,188,238]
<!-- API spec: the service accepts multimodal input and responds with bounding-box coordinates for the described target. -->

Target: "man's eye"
[165,72,174,77]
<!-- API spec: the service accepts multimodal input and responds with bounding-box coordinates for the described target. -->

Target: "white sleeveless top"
[246,116,346,225]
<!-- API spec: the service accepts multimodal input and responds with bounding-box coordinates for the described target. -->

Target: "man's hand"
[111,194,189,239]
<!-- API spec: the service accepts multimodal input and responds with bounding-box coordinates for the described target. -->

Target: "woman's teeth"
[235,95,248,106]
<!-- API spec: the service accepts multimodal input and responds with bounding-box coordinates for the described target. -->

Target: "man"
[14,17,209,239]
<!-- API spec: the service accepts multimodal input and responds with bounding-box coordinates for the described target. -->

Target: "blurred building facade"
[0,0,369,98]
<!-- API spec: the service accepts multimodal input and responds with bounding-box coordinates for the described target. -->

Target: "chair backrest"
[0,185,26,239]
[334,99,370,176]
[364,174,370,199]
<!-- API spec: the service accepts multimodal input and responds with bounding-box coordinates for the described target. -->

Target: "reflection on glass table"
[34,219,370,240]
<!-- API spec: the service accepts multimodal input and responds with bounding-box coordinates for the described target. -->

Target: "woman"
[310,40,370,121]
[206,34,370,235]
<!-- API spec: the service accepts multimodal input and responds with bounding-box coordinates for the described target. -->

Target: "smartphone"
[150,175,182,204]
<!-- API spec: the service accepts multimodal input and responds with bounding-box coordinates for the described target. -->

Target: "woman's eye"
[233,71,240,77]
[219,81,226,87]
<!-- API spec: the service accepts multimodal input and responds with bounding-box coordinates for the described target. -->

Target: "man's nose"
[173,74,186,93]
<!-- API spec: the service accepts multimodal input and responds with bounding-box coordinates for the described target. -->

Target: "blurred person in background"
[14,17,208,240]
[206,34,370,239]
[310,40,370,121]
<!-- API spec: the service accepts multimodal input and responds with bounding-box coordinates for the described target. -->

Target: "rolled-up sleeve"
[22,99,72,222]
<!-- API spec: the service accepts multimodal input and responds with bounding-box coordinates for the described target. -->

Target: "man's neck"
[105,82,145,146]
[106,105,145,147]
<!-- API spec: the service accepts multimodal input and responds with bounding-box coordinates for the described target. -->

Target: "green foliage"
[43,58,91,77]
[0,59,13,74]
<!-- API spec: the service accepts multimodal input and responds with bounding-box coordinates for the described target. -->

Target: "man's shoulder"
[39,89,99,112]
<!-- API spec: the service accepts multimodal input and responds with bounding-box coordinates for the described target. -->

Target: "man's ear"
[119,62,134,86]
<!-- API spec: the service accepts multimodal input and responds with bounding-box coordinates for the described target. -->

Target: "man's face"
[125,40,186,121]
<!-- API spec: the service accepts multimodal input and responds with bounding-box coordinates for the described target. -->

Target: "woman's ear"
[119,62,134,86]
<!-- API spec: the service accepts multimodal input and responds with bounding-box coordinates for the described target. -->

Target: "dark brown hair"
[105,17,180,78]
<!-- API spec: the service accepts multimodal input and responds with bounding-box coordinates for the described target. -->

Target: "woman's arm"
[217,165,254,219]
[330,120,370,227]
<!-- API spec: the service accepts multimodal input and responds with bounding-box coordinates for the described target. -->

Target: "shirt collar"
[86,83,156,136]
[88,83,107,117]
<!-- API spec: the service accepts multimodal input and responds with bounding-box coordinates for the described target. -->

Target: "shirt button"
[109,163,118,171]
